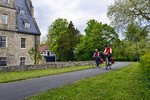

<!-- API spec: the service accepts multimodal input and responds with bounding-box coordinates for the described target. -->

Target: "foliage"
[47,18,68,60]
[112,39,150,61]
[141,53,150,89]
[46,19,81,61]
[26,63,150,100]
[125,22,148,43]
[107,0,150,32]
[75,19,119,61]
[28,47,42,65]
[107,0,150,61]
[60,21,81,61]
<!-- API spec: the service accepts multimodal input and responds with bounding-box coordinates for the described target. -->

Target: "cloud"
[32,0,115,36]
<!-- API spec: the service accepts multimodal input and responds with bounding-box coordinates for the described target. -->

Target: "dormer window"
[20,10,25,15]
[22,19,31,28]
[25,23,30,28]
[5,0,9,4]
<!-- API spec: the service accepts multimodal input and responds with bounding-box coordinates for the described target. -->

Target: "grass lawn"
[0,64,100,84]
[26,62,150,100]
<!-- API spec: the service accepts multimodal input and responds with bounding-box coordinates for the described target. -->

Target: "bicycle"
[93,56,103,68]
[93,56,102,68]
[104,52,112,70]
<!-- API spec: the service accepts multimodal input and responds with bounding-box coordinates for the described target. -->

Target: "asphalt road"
[0,62,131,100]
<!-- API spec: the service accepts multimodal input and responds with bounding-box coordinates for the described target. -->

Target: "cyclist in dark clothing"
[93,49,101,68]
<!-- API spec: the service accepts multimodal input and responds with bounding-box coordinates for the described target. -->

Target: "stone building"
[0,0,41,66]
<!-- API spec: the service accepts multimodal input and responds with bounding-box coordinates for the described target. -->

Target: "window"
[2,14,7,24]
[20,10,25,15]
[22,19,31,28]
[25,23,30,28]
[0,36,6,48]
[0,57,7,66]
[20,57,25,65]
[5,0,9,4]
[21,38,26,48]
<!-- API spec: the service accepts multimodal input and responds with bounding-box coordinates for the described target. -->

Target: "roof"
[15,0,41,35]
[40,46,50,54]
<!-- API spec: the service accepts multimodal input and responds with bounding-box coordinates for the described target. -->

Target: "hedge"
[141,53,150,89]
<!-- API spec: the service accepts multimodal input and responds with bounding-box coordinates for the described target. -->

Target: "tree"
[107,0,150,32]
[125,22,148,43]
[47,19,80,61]
[57,32,69,61]
[58,21,81,61]
[64,21,81,61]
[75,19,119,61]
[46,18,69,60]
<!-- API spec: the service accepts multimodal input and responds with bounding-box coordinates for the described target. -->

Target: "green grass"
[0,65,98,84]
[26,62,150,100]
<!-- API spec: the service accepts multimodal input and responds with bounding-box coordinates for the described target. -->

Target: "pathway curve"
[0,62,131,100]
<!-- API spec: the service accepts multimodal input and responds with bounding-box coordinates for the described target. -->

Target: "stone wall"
[0,61,94,73]
[0,6,17,31]
[0,0,15,9]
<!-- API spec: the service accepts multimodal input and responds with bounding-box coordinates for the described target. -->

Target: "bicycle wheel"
[106,57,109,70]
[93,60,96,68]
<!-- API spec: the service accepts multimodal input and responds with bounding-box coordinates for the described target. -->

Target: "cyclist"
[104,44,112,64]
[93,49,101,68]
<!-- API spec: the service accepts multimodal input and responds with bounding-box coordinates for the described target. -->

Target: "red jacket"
[104,47,112,54]
[93,51,100,57]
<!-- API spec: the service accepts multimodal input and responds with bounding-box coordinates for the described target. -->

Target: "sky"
[32,0,115,39]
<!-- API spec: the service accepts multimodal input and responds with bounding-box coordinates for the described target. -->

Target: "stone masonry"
[0,0,41,66]
[0,61,94,73]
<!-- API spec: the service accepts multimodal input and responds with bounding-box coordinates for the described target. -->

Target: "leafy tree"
[46,18,69,60]
[75,19,119,61]
[47,19,80,61]
[125,22,148,43]
[112,38,150,61]
[84,19,98,36]
[107,0,150,32]
[107,0,150,61]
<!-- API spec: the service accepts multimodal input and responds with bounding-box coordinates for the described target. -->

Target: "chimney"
[26,0,34,17]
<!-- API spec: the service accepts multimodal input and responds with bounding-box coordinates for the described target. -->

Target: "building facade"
[40,45,57,62]
[0,0,41,66]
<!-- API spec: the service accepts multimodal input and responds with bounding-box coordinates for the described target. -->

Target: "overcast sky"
[32,0,115,38]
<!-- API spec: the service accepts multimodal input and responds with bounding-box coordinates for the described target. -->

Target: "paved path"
[0,62,131,100]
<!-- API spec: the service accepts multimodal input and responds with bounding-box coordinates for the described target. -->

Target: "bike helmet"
[107,44,110,47]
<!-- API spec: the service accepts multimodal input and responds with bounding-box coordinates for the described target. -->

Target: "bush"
[141,53,150,89]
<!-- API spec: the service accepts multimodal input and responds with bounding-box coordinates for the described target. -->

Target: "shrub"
[141,53,150,89]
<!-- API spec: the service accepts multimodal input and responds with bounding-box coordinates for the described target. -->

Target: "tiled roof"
[15,0,40,35]
[40,45,50,54]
